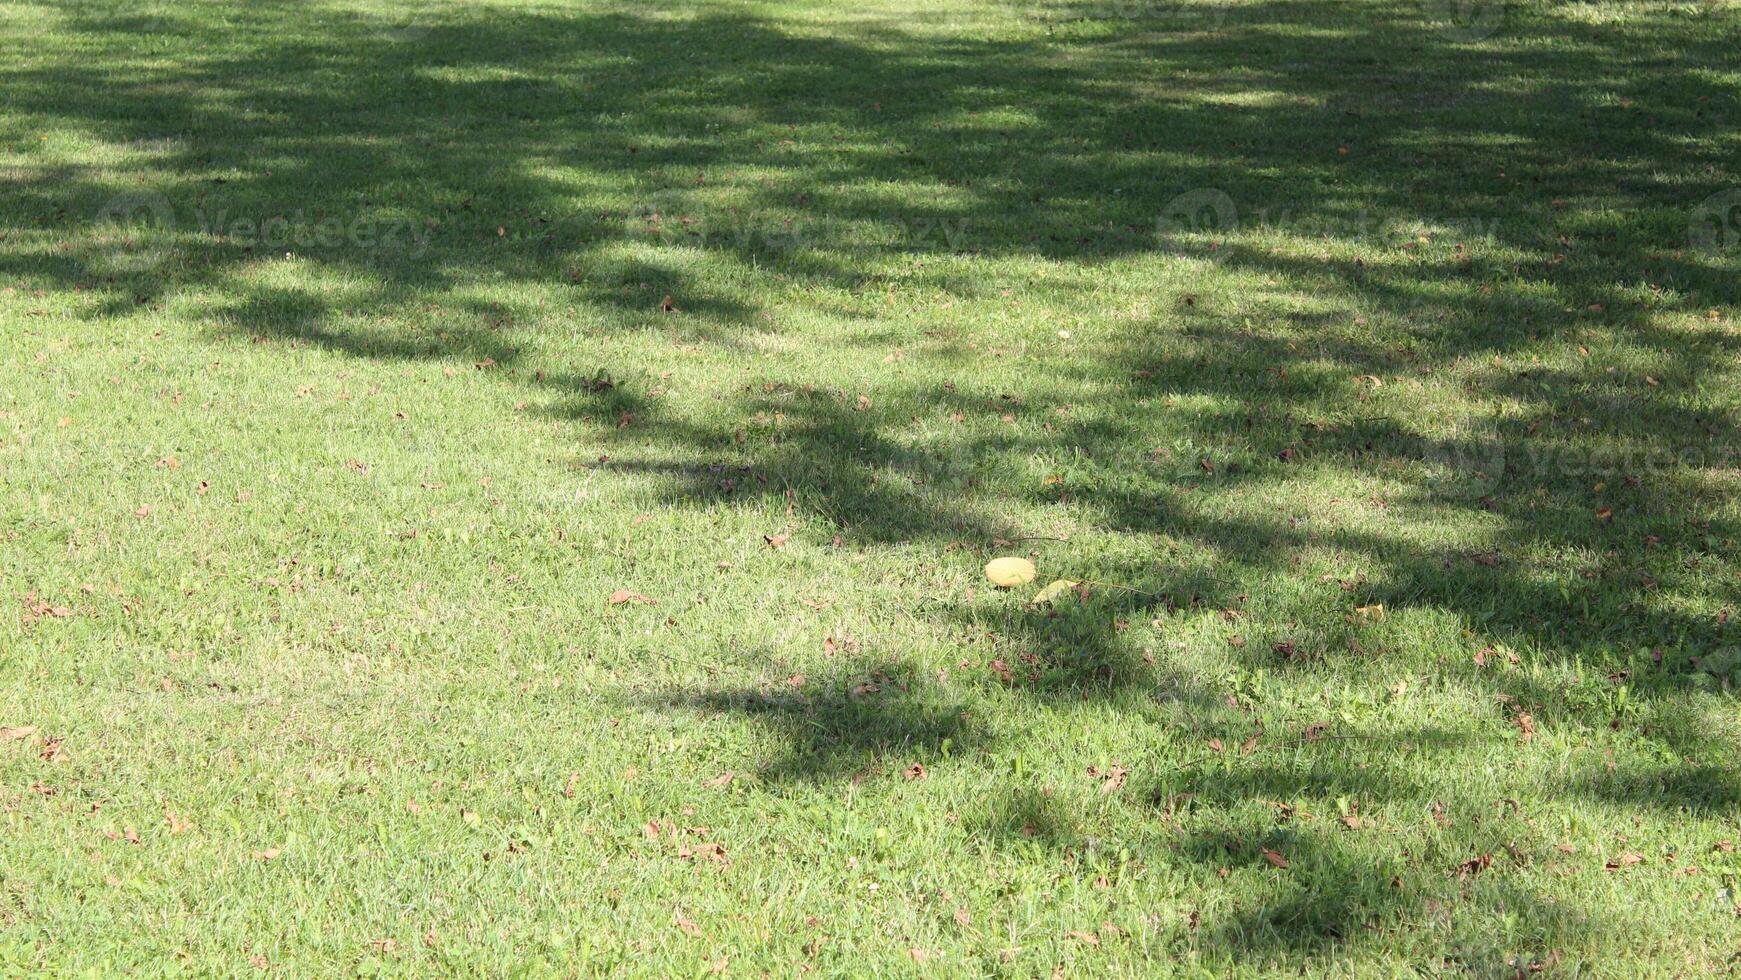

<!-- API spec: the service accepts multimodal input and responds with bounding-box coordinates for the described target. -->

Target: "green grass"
[3,0,1740,973]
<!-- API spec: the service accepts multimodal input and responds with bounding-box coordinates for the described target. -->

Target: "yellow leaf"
[1031,579,1080,604]
[1354,603,1385,622]
[983,557,1036,588]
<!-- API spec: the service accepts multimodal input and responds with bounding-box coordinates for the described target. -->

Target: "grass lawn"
[3,0,1741,972]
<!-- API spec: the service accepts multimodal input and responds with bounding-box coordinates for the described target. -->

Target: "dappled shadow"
[6,0,1740,963]
[637,659,981,784]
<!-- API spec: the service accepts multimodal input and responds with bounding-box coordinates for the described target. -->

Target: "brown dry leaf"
[674,914,702,937]
[1513,712,1536,742]
[254,847,280,861]
[164,811,193,834]
[763,533,788,549]
[953,907,971,928]
[1605,852,1644,871]
[703,771,735,789]
[124,826,141,845]
[608,590,655,606]
[1,725,37,741]
[1098,765,1129,794]
[1067,930,1100,946]
[1455,854,1492,878]
[903,763,926,781]
[563,773,580,799]
[1261,848,1289,869]
[683,841,728,866]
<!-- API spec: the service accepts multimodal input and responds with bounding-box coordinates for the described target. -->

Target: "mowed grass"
[3,0,1741,973]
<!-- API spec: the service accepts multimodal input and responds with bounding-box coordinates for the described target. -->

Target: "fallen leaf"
[903,763,926,780]
[703,771,735,789]
[608,590,656,606]
[1454,854,1492,878]
[1031,579,1081,605]
[1067,930,1101,946]
[1261,848,1289,869]
[1,726,37,741]
[763,533,788,549]
[1513,712,1535,742]
[984,557,1037,587]
[1099,765,1129,794]
[1605,852,1644,871]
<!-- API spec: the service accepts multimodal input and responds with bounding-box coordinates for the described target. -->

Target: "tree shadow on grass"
[5,0,1741,964]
